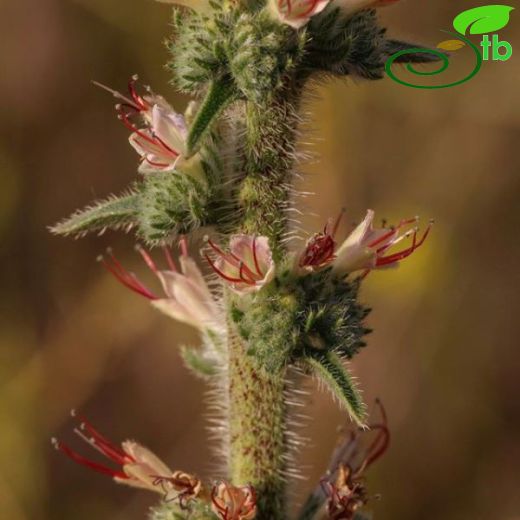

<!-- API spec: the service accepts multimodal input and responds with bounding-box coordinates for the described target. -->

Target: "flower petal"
[122,441,172,477]
[151,105,187,156]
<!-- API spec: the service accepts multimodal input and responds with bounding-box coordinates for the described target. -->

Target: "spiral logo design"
[385,33,483,90]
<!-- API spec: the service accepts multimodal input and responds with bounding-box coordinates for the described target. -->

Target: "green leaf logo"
[453,5,514,35]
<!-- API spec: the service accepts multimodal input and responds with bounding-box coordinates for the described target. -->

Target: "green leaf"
[304,350,367,427]
[453,5,514,35]
[186,78,237,156]
[50,192,139,238]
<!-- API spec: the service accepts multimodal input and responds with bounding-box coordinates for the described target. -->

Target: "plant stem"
[227,92,300,518]
[228,327,287,519]
[239,94,298,260]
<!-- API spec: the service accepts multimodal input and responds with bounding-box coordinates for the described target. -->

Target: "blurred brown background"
[0,0,519,519]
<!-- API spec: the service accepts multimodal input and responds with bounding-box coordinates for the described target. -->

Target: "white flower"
[52,412,171,493]
[269,0,332,29]
[332,209,432,276]
[205,235,275,295]
[53,412,202,506]
[94,75,187,173]
[128,103,188,174]
[100,238,221,332]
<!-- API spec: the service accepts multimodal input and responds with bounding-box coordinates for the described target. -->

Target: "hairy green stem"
[238,94,298,260]
[228,327,287,519]
[227,93,300,519]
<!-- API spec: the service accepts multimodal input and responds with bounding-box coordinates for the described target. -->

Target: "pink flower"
[269,0,332,29]
[94,75,187,173]
[100,238,221,331]
[332,210,433,276]
[52,412,173,494]
[270,0,399,29]
[205,235,275,294]
[211,481,257,520]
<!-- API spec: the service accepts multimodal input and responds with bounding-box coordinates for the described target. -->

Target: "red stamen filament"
[179,236,189,257]
[54,440,128,479]
[376,223,431,267]
[163,247,178,272]
[239,262,257,285]
[128,76,149,112]
[137,246,159,273]
[360,423,390,471]
[101,252,157,300]
[118,108,179,160]
[367,217,418,249]
[206,239,264,286]
[75,423,130,466]
[252,237,264,277]
[329,208,345,238]
[205,255,249,285]
[151,132,180,158]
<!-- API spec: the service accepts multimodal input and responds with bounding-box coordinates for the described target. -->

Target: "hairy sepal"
[137,171,213,245]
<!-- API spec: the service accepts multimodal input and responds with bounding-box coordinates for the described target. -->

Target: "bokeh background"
[1,0,519,519]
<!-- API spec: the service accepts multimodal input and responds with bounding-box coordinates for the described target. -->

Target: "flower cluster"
[94,75,187,173]
[99,212,430,332]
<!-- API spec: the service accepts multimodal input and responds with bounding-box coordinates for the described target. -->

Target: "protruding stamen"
[368,216,418,249]
[75,417,130,465]
[376,222,432,267]
[54,439,127,479]
[163,247,177,272]
[205,255,244,284]
[179,236,189,258]
[329,208,346,237]
[128,75,149,112]
[206,239,240,270]
[137,245,159,273]
[252,236,263,277]
[238,262,257,286]
[91,80,137,109]
[100,250,157,300]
